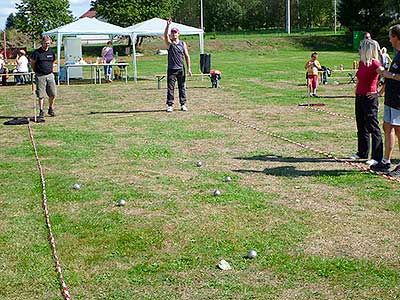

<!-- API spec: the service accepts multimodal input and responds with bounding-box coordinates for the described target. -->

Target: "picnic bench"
[0,71,35,92]
[317,69,356,84]
[156,73,210,89]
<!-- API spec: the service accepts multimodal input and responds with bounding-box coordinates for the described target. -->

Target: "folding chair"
[348,72,356,84]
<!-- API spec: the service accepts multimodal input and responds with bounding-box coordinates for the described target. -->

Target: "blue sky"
[0,0,92,30]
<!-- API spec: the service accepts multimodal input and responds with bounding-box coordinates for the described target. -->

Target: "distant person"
[0,53,8,86]
[31,35,57,118]
[371,24,400,176]
[380,47,392,70]
[364,32,372,40]
[101,41,114,82]
[349,39,383,166]
[13,50,29,85]
[305,52,321,97]
[164,18,192,112]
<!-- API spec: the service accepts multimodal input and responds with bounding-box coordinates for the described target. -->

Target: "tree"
[14,0,74,42]
[5,13,16,29]
[91,0,178,27]
[338,0,391,35]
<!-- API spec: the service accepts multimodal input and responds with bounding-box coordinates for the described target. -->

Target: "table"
[0,71,35,92]
[64,63,129,85]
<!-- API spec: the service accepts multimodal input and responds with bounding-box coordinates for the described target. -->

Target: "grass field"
[1,32,399,300]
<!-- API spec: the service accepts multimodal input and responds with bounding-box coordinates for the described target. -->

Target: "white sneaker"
[366,159,378,166]
[181,105,188,111]
[166,106,173,112]
[348,154,361,160]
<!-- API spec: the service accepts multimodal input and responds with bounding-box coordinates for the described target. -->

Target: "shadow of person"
[233,166,355,178]
[235,154,339,164]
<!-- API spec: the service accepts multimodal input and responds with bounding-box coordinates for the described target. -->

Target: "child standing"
[305,52,321,97]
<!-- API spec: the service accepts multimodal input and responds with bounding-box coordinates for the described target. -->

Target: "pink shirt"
[356,59,381,95]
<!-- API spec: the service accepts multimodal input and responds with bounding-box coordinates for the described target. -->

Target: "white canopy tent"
[43,17,134,81]
[126,18,204,81]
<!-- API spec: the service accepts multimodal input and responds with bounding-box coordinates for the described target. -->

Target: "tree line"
[3,0,400,46]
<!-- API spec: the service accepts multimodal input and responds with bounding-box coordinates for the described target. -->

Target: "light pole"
[334,0,337,34]
[286,0,291,34]
[200,0,204,31]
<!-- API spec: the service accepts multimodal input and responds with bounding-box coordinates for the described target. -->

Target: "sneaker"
[181,105,188,111]
[366,159,378,166]
[388,165,400,177]
[48,107,55,117]
[370,161,391,173]
[166,106,173,112]
[38,109,44,119]
[348,154,361,160]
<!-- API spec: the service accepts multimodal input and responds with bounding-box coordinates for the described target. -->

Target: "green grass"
[1,32,400,300]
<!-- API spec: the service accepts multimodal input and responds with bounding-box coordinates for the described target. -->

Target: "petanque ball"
[73,183,81,190]
[117,199,126,206]
[247,250,257,259]
[196,161,203,167]
[224,176,232,182]
[213,189,221,196]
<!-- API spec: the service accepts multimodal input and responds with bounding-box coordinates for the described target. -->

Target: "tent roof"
[126,18,203,36]
[43,17,131,36]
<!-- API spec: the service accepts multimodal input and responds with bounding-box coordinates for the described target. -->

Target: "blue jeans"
[104,64,112,79]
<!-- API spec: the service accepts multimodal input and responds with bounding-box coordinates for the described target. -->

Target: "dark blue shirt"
[385,51,400,109]
[31,47,55,75]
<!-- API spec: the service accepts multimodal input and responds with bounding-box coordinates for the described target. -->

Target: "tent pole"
[132,34,137,82]
[199,33,204,54]
[57,33,61,85]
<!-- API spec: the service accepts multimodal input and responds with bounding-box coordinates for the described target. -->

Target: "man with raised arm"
[164,18,192,112]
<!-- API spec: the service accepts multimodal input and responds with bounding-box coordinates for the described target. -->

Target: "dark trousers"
[355,94,383,161]
[167,68,186,106]
[0,69,7,86]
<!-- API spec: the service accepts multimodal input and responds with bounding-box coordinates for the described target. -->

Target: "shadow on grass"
[233,166,356,177]
[0,115,26,119]
[89,109,165,115]
[235,155,342,163]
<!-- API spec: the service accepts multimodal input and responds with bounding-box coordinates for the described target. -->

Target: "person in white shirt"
[14,50,29,85]
[0,53,8,86]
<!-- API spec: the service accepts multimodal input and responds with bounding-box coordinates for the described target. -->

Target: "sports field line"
[27,121,71,300]
[208,109,400,185]
[301,105,355,120]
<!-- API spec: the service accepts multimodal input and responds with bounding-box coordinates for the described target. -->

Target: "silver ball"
[117,199,126,206]
[73,183,81,190]
[213,189,221,196]
[224,176,232,182]
[196,161,203,167]
[247,250,257,259]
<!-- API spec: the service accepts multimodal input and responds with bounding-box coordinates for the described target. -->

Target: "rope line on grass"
[303,105,355,120]
[208,109,400,184]
[27,121,71,300]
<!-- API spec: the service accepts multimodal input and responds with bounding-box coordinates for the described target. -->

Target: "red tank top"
[356,60,381,95]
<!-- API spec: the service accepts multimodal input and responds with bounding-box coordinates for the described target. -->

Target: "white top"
[0,58,5,70]
[16,55,29,72]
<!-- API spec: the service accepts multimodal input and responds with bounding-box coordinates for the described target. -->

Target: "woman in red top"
[349,39,383,165]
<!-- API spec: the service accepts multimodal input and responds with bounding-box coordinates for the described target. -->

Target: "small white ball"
[73,183,81,190]
[247,250,257,259]
[224,176,232,182]
[196,161,203,167]
[117,199,126,206]
[213,189,221,196]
